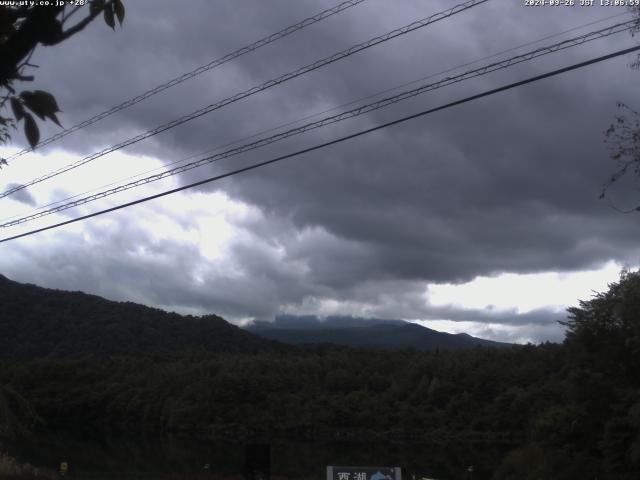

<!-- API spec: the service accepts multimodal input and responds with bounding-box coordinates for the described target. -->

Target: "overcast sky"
[1,0,639,343]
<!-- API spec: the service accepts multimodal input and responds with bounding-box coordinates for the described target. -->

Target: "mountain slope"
[247,316,510,351]
[0,274,286,359]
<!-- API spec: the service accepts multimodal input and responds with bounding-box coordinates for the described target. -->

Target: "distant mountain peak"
[246,314,511,351]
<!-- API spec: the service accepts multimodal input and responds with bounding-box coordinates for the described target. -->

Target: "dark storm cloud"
[1,0,638,340]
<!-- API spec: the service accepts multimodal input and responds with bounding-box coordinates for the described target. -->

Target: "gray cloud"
[1,0,639,341]
[4,183,36,206]
[421,304,565,328]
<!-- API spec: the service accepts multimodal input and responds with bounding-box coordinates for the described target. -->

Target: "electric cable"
[0,0,489,199]
[2,44,638,244]
[2,9,630,225]
[3,0,370,161]
[2,18,635,228]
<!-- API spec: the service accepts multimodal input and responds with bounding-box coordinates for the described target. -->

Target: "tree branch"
[59,1,113,41]
[0,6,63,85]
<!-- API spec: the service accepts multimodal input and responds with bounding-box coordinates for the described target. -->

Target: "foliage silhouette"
[0,1,125,158]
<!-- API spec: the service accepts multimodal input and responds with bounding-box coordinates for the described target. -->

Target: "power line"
[4,18,634,226]
[4,0,369,161]
[3,10,629,226]
[2,44,638,244]
[2,19,635,228]
[0,0,489,200]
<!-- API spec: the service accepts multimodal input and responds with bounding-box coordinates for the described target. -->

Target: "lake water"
[4,432,513,480]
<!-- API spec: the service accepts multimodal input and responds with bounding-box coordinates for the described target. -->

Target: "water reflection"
[3,431,512,480]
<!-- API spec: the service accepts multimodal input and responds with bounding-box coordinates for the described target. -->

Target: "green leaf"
[90,0,106,16]
[104,3,115,29]
[10,97,24,121]
[23,113,39,148]
[114,0,125,25]
[20,90,62,126]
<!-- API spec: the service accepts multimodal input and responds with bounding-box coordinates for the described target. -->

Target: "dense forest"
[0,271,639,478]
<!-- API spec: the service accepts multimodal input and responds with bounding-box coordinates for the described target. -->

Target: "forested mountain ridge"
[0,274,505,358]
[0,274,286,358]
[247,317,510,351]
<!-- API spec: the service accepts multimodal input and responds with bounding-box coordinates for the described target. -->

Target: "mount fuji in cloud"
[246,314,512,351]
